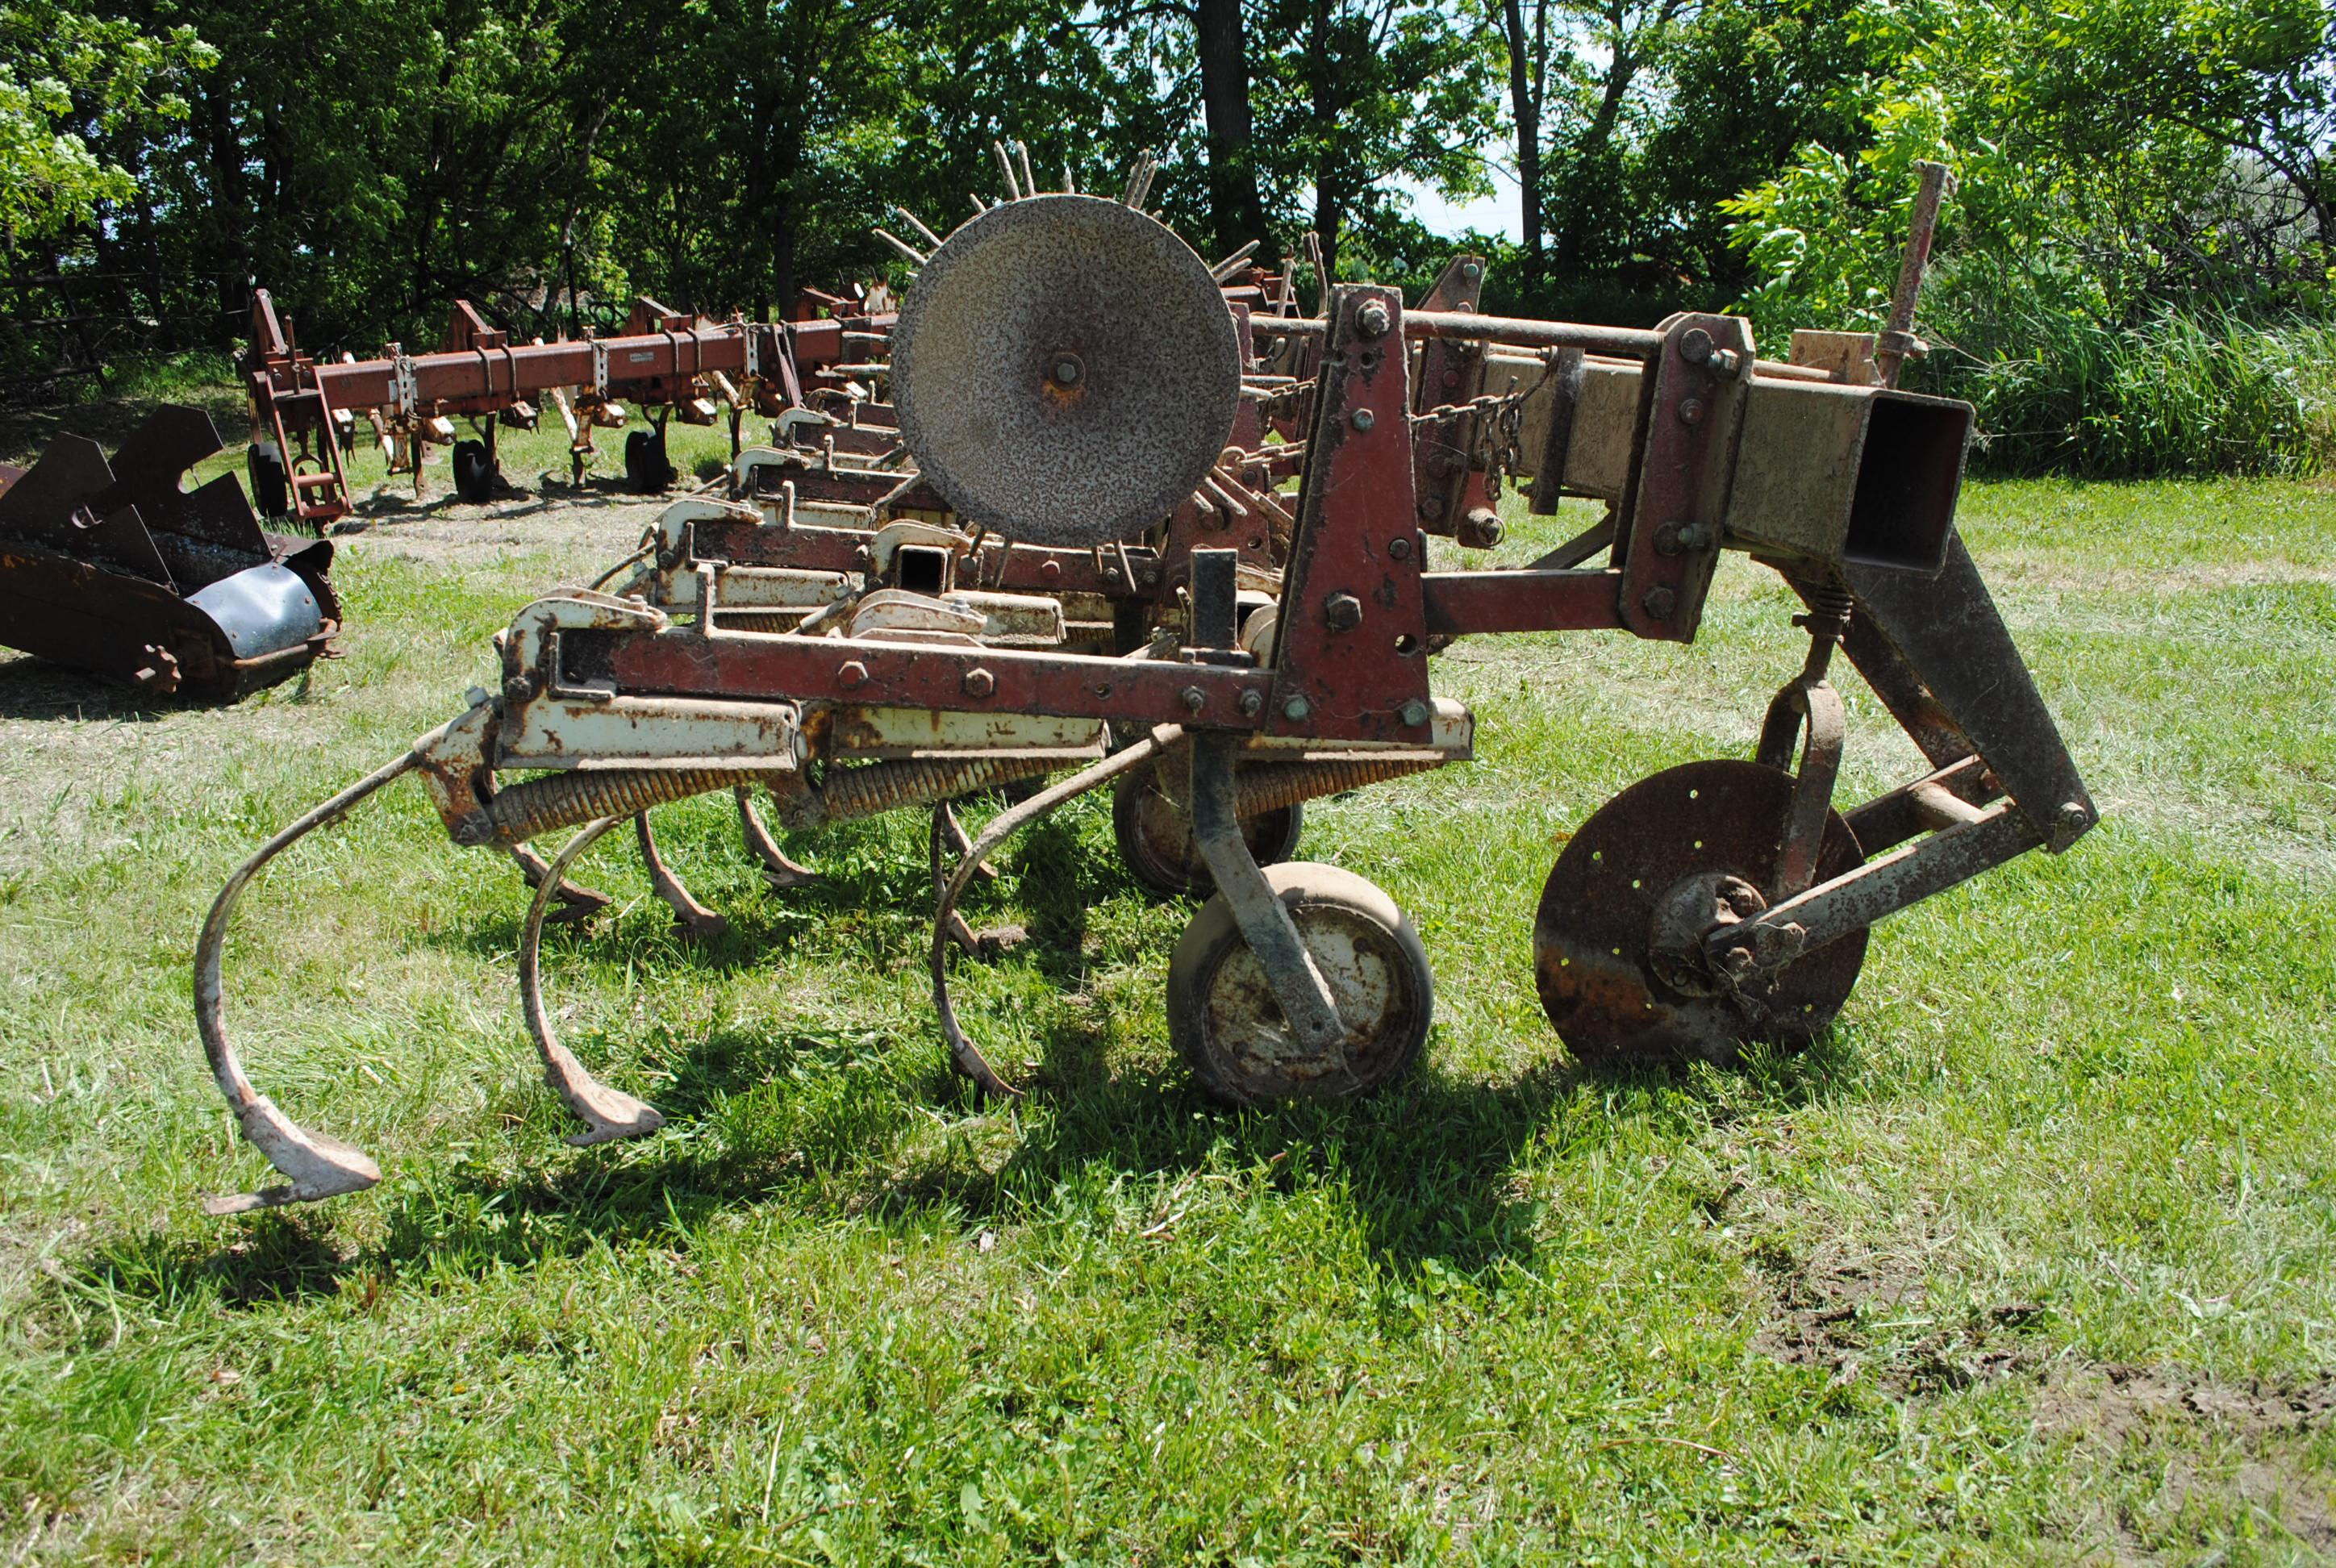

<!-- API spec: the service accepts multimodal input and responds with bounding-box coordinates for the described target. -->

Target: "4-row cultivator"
[192,159,2096,1213]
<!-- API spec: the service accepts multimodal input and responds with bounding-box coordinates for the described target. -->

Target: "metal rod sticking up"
[1016,140,1037,198]
[1875,160,1957,390]
[1123,150,1158,210]
[874,228,928,265]
[1209,239,1262,282]
[994,141,1022,201]
[894,205,945,249]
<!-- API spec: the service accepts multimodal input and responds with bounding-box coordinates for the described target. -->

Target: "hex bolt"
[1237,688,1264,717]
[1283,694,1312,722]
[1181,685,1208,714]
[962,666,996,698]
[1356,300,1392,339]
[837,660,868,689]
[503,673,537,704]
[1416,495,1441,519]
[1053,357,1082,386]
[1400,699,1430,728]
[1351,408,1376,432]
[1642,586,1678,619]
[1652,521,1713,556]
[1323,592,1364,632]
[1677,397,1705,427]
[1141,567,1160,588]
[1708,348,1742,378]
[1388,535,1412,560]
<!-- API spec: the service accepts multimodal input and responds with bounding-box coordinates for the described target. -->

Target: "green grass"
[1925,308,2336,480]
[1,476,2333,1562]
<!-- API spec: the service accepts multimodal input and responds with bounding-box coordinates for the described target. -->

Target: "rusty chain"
[1411,373,1548,502]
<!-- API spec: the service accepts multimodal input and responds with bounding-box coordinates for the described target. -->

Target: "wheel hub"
[1646,871,1765,998]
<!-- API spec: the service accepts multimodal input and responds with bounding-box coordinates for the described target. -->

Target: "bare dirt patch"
[2039,1366,2336,1556]
[1746,1230,2038,1396]
[327,482,665,576]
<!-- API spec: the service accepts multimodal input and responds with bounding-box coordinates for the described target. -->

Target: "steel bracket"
[1187,732,1347,1053]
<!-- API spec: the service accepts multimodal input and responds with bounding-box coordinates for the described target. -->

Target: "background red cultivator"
[193,162,2097,1216]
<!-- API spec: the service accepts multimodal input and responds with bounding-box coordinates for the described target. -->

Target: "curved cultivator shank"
[196,156,2096,1212]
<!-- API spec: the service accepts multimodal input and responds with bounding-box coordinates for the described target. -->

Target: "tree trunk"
[199,74,248,334]
[1196,0,1271,256]
[1308,0,1342,281]
[1501,0,1544,289]
[1550,38,1636,280]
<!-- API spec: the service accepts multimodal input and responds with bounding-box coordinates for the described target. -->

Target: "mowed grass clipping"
[0,474,2331,1563]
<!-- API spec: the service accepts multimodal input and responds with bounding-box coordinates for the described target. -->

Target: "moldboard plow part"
[0,406,340,700]
[194,161,2094,1215]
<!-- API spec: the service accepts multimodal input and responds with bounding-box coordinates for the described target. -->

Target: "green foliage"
[5,0,2333,475]
[1940,308,2336,477]
[1718,0,2336,474]
[0,2,213,247]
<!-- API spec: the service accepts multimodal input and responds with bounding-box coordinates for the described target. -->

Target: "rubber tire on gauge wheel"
[1168,861,1432,1106]
[1112,758,1304,899]
[624,430,671,494]
[246,445,288,519]
[452,439,494,504]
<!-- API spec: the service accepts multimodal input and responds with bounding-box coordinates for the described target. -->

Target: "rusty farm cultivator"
[0,407,341,700]
[194,161,2096,1214]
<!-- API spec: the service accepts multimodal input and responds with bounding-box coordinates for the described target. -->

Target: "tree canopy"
[3,0,2330,458]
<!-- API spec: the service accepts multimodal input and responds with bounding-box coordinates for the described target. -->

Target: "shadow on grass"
[339,471,658,526]
[420,799,1095,979]
[0,650,321,721]
[72,794,1870,1312]
[72,1023,1863,1320]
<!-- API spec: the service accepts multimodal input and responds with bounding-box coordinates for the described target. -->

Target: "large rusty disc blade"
[1534,760,1868,1068]
[892,194,1241,548]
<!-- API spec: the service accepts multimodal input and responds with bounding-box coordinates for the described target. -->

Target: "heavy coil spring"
[1233,754,1442,817]
[486,767,778,844]
[790,753,1057,831]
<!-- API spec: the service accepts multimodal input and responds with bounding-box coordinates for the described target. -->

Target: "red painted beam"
[597,631,1271,729]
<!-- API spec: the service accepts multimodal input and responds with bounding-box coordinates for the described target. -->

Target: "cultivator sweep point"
[194,162,2098,1213]
[0,406,340,700]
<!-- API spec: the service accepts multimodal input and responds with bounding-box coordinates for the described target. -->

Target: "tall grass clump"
[1929,307,2334,478]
